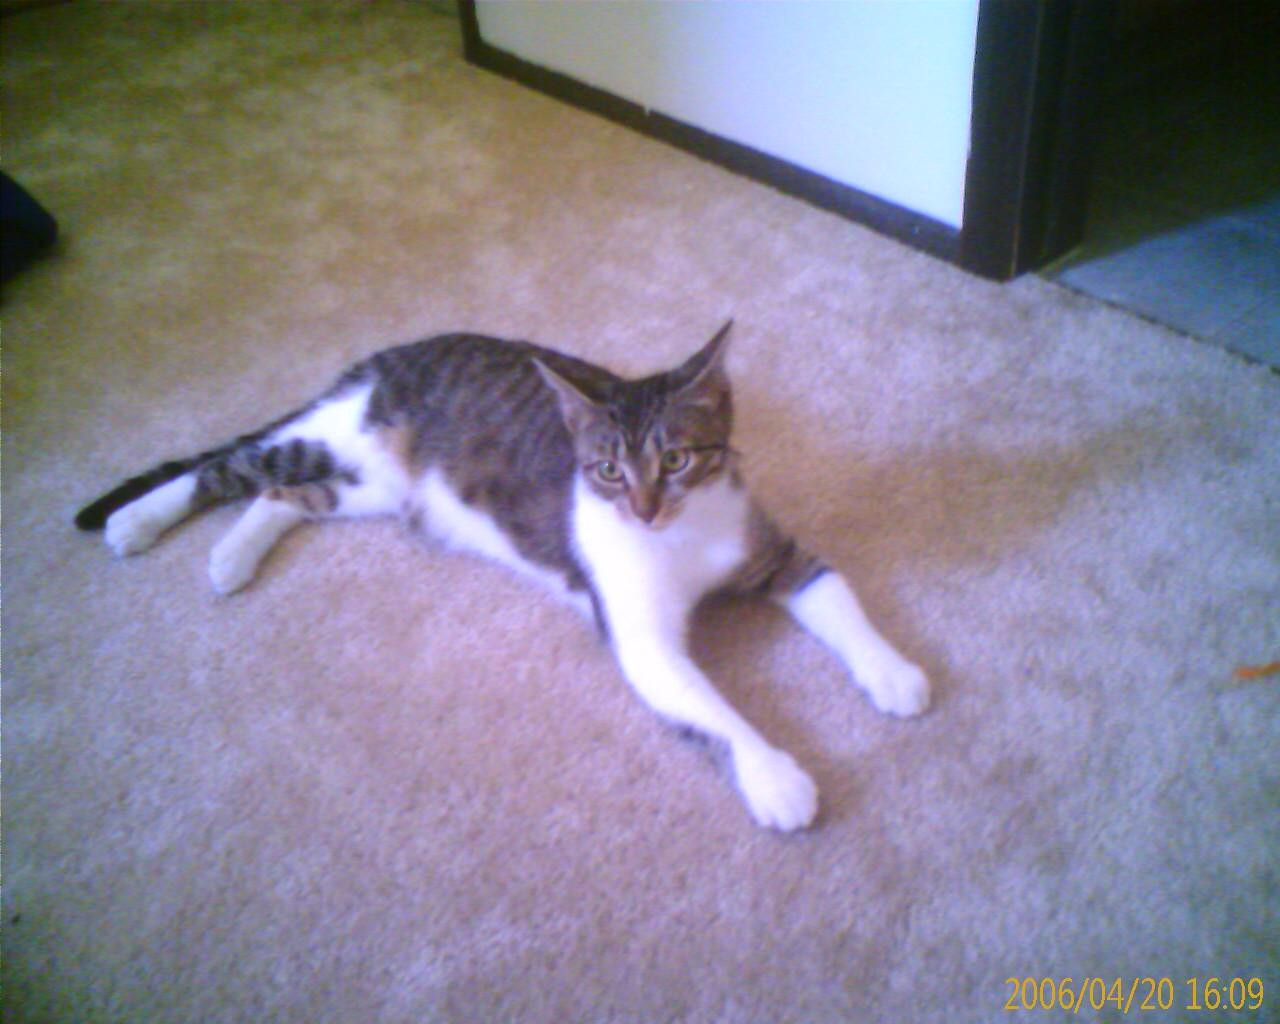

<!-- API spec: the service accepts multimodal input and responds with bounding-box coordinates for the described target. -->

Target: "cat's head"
[535,321,735,529]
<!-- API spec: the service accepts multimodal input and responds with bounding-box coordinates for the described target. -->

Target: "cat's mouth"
[647,508,679,530]
[617,497,681,530]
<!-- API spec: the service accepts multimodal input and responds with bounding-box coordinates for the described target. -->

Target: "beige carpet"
[4,4,1278,1022]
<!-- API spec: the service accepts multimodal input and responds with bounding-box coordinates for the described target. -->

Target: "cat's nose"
[629,487,660,523]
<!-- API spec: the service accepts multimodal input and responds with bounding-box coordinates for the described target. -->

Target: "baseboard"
[459,3,962,272]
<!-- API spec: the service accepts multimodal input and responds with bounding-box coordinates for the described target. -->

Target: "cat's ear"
[674,319,733,405]
[532,359,603,435]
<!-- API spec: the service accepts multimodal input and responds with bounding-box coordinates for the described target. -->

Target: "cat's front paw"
[208,537,258,595]
[862,658,931,717]
[734,745,818,832]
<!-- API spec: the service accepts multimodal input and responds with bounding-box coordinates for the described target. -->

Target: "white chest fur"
[413,468,591,616]
[572,474,750,633]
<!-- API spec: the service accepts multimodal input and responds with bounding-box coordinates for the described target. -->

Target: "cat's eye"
[595,460,623,483]
[659,449,690,474]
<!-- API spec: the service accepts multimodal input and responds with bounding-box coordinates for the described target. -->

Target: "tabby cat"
[76,322,929,831]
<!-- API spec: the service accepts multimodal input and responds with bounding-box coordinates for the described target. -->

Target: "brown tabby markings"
[725,502,827,597]
[266,483,340,517]
[77,330,823,608]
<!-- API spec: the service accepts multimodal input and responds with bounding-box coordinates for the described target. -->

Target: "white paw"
[208,539,258,595]
[734,745,819,832]
[862,658,931,717]
[105,503,165,556]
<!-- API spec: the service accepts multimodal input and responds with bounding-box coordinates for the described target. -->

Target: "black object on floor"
[1,170,59,284]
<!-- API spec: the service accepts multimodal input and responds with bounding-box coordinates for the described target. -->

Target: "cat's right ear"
[532,359,602,436]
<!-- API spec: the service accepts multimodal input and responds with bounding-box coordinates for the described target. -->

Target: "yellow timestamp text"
[1003,976,1265,1014]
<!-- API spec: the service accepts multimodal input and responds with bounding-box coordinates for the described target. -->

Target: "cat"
[75,321,929,831]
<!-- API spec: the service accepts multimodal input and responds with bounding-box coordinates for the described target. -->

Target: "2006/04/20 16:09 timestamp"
[1004,976,1265,1014]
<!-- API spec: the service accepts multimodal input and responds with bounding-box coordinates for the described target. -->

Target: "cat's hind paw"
[103,476,196,557]
[734,745,819,832]
[862,658,931,717]
[105,503,167,556]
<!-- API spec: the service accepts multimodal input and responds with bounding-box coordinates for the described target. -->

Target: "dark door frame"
[961,0,1114,278]
[459,0,1112,281]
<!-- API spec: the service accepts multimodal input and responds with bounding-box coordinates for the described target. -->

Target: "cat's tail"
[73,406,322,532]
[73,454,208,531]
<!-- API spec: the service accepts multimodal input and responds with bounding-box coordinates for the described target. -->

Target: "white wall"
[476,0,980,229]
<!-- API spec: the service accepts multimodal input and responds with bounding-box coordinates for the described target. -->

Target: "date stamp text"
[1003,976,1265,1014]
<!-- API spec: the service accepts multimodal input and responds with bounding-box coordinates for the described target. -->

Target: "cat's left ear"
[675,319,733,404]
[531,359,602,436]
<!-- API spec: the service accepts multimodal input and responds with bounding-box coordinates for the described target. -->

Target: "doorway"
[1044,1,1280,368]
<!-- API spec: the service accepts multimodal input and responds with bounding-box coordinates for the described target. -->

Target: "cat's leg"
[731,510,929,716]
[208,489,308,595]
[208,475,402,594]
[607,604,818,831]
[777,566,930,717]
[105,473,200,556]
